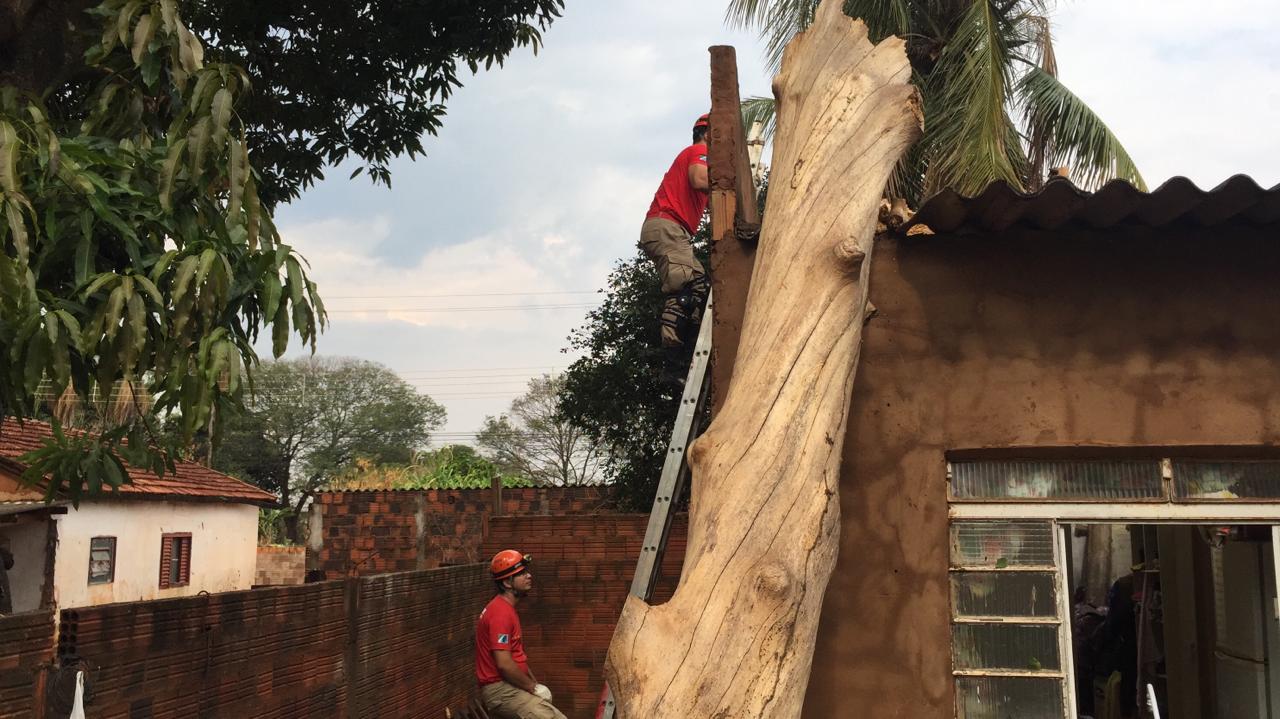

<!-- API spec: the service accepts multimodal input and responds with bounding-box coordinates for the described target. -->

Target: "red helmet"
[693,113,710,131]
[490,549,531,580]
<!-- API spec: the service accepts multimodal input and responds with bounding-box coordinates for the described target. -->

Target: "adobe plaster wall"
[800,227,1280,717]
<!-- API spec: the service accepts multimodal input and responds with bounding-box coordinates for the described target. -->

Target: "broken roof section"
[903,175,1280,235]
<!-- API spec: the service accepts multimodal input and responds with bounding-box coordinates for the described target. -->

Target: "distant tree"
[728,0,1144,203]
[2,0,566,207]
[477,374,602,486]
[215,357,445,540]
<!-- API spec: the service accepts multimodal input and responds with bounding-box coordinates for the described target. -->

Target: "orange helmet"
[490,549,531,580]
[693,113,710,131]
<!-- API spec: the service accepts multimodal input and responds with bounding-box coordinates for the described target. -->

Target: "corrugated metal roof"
[0,499,67,516]
[903,175,1280,235]
[0,418,277,505]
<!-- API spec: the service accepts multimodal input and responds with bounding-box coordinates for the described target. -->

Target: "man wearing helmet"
[475,550,566,719]
[640,113,711,353]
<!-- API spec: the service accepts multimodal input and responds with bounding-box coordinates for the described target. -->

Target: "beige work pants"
[639,217,705,294]
[480,681,567,719]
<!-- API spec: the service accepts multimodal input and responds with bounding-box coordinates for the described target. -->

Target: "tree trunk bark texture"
[605,2,921,717]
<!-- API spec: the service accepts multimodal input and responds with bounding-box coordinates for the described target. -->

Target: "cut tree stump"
[604,1,922,717]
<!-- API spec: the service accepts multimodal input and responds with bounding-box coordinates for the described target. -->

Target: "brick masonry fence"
[0,565,490,718]
[480,514,690,719]
[312,486,611,576]
[0,610,54,719]
[255,545,306,586]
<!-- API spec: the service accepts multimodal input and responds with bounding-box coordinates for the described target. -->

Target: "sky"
[270,0,1280,445]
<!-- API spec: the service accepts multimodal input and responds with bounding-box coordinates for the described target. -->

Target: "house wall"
[52,500,258,608]
[0,516,49,613]
[800,227,1280,717]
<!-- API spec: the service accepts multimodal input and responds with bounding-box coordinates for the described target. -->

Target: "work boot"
[659,294,688,348]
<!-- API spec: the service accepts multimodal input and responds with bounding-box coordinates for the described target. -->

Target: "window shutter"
[179,537,191,585]
[159,536,173,589]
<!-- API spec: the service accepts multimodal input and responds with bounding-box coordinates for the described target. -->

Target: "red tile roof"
[0,418,277,505]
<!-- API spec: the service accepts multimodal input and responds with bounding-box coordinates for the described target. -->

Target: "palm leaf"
[923,0,1026,197]
[843,0,913,42]
[740,96,777,140]
[725,0,821,72]
[1017,65,1146,191]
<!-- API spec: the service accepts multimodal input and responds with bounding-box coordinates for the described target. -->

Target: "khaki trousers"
[480,681,567,719]
[639,217,705,294]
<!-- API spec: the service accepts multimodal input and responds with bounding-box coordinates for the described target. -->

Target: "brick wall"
[255,545,306,586]
[0,610,54,719]
[480,515,689,719]
[48,564,490,718]
[314,485,611,576]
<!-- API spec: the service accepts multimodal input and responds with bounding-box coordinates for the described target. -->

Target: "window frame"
[159,532,192,589]
[87,536,117,585]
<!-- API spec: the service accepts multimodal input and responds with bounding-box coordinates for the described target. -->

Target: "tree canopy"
[3,0,566,206]
[214,357,445,539]
[1,0,323,502]
[729,0,1145,202]
[478,374,603,486]
[558,226,712,510]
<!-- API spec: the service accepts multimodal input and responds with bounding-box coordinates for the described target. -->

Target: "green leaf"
[4,198,29,264]
[132,274,164,306]
[210,88,232,148]
[159,137,186,210]
[261,272,282,319]
[82,272,119,299]
[271,298,289,358]
[0,121,19,194]
[284,256,305,309]
[103,280,128,342]
[130,13,156,67]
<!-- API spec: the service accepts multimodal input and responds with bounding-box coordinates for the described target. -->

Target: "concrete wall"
[800,228,1280,717]
[0,516,49,613]
[52,500,258,608]
[255,544,305,586]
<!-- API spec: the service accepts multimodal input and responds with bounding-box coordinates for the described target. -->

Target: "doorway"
[1064,523,1280,719]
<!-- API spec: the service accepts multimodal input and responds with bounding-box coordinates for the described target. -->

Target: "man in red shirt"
[641,112,711,350]
[476,550,566,719]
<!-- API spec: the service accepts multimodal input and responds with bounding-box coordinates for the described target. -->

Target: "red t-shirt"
[475,595,529,686]
[646,143,709,234]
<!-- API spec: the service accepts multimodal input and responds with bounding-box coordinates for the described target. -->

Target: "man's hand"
[688,163,709,193]
[493,650,537,693]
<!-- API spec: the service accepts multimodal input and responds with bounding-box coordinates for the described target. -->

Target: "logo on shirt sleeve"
[699,155,707,162]
[498,634,509,644]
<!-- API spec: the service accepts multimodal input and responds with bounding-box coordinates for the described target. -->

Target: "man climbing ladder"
[639,112,711,354]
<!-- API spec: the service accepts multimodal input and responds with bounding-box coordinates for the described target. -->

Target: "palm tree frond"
[726,0,822,73]
[842,0,912,42]
[1018,66,1146,192]
[740,96,778,141]
[923,0,1026,197]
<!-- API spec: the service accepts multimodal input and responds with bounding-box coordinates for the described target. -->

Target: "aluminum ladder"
[597,291,714,719]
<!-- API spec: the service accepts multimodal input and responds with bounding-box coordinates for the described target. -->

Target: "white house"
[0,418,275,613]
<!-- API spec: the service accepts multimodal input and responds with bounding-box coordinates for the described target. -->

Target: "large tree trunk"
[604,2,921,716]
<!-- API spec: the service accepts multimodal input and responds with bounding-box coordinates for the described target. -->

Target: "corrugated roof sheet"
[0,418,277,505]
[904,175,1280,235]
[0,499,67,516]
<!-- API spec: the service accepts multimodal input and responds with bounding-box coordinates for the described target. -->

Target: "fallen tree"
[604,1,922,716]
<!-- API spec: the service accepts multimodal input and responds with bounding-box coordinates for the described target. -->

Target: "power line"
[326,290,598,300]
[325,303,597,314]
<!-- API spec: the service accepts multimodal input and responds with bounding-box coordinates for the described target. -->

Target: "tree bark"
[604,2,921,716]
